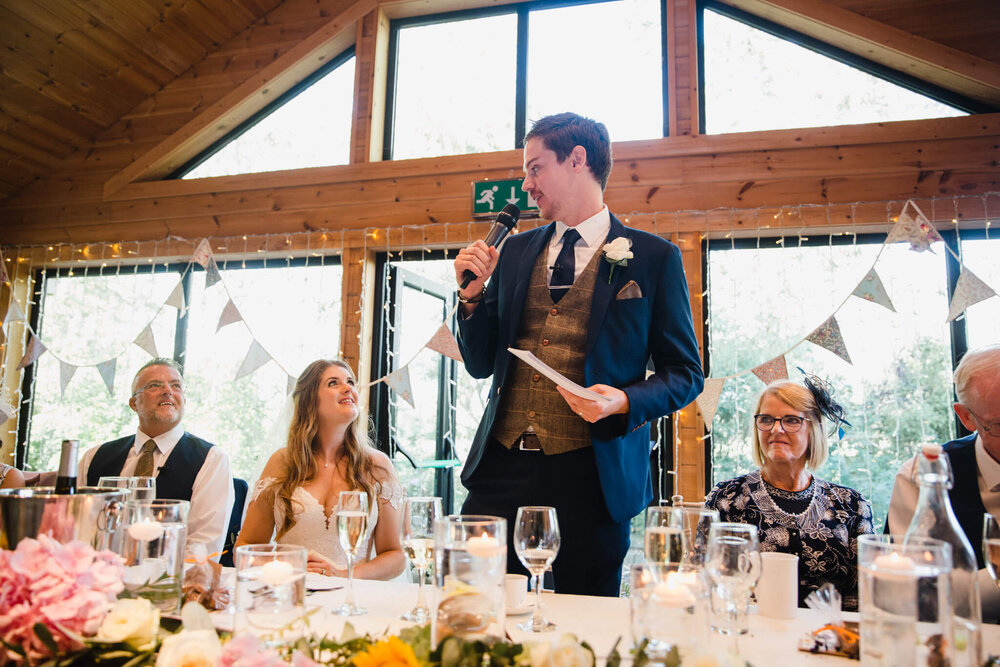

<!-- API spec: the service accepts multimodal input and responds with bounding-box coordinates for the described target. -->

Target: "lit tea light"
[465,532,501,558]
[127,518,163,542]
[259,559,296,586]
[873,551,916,578]
[654,578,696,608]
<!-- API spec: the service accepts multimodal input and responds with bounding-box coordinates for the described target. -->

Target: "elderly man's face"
[128,364,185,437]
[956,372,1000,455]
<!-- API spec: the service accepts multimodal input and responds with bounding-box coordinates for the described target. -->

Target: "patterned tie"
[549,228,581,303]
[133,439,158,478]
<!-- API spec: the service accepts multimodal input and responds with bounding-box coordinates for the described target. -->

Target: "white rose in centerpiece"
[95,598,160,649]
[521,635,594,667]
[155,629,222,667]
[602,237,633,262]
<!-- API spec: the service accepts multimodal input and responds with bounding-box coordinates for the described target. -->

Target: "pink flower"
[219,634,287,666]
[0,537,124,663]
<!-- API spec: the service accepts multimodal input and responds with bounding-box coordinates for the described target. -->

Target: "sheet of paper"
[507,347,613,403]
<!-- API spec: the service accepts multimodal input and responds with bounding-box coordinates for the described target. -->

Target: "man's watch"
[457,286,486,304]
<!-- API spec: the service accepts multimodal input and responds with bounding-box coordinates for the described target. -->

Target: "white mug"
[505,573,528,609]
[755,552,799,620]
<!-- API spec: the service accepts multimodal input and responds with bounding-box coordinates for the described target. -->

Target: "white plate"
[305,573,341,590]
[506,602,534,616]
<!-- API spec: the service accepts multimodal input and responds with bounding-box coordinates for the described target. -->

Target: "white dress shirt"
[545,205,611,285]
[79,423,234,561]
[887,434,1000,619]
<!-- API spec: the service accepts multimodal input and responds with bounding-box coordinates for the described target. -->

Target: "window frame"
[381,0,670,160]
[14,254,343,469]
[701,227,992,482]
[169,45,357,180]
[695,0,994,135]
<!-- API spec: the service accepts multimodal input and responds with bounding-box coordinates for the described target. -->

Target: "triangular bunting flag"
[192,239,213,268]
[96,358,116,396]
[806,315,853,364]
[426,324,463,363]
[59,360,78,398]
[16,334,46,370]
[3,300,25,328]
[165,282,186,313]
[947,267,998,322]
[235,341,271,380]
[386,367,415,408]
[216,299,243,332]
[851,270,896,312]
[751,356,788,385]
[886,202,942,253]
[695,378,725,428]
[133,324,158,358]
[286,374,297,396]
[205,258,222,288]
[0,387,14,422]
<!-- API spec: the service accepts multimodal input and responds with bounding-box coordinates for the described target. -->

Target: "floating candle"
[127,517,163,542]
[654,579,696,608]
[873,551,916,577]
[259,559,296,586]
[465,532,501,558]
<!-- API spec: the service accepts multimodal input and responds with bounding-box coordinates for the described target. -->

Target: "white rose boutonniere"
[602,237,633,283]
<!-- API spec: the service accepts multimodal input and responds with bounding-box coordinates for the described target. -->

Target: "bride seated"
[236,359,406,580]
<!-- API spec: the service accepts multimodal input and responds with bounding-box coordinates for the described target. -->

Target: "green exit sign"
[472,179,539,218]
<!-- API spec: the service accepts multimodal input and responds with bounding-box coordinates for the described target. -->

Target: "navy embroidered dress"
[705,470,874,611]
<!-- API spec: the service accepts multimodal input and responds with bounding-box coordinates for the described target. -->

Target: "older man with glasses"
[78,357,233,560]
[888,343,1000,619]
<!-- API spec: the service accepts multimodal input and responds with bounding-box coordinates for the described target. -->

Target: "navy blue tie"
[550,228,581,303]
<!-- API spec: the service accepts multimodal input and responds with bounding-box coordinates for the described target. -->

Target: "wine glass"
[400,496,442,622]
[984,515,1000,590]
[334,490,368,616]
[514,506,561,632]
[644,505,686,565]
[129,476,156,501]
[705,522,761,637]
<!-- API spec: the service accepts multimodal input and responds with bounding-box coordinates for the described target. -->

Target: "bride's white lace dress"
[252,477,404,569]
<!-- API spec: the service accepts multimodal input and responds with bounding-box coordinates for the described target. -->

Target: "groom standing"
[454,112,704,596]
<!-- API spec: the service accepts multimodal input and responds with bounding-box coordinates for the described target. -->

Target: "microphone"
[460,203,520,289]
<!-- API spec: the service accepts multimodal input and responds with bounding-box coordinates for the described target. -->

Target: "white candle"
[653,579,696,608]
[873,552,916,579]
[127,518,163,542]
[465,532,501,558]
[259,559,296,586]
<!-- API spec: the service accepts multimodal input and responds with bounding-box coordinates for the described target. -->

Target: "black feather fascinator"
[797,367,851,439]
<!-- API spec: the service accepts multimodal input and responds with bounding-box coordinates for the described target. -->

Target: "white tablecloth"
[214,577,1000,662]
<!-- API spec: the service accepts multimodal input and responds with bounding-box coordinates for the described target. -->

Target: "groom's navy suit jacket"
[457,214,705,523]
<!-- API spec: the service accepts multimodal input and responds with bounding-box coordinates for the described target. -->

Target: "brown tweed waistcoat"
[492,243,601,454]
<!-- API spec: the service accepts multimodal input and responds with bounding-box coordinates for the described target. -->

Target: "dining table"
[210,575,1000,663]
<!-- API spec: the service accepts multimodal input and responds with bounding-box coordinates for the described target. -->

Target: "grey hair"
[954,344,1000,405]
[131,357,184,393]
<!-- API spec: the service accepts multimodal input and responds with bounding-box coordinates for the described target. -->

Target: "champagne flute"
[705,522,761,638]
[644,505,686,565]
[984,515,1000,590]
[400,496,442,622]
[334,490,368,616]
[514,506,561,632]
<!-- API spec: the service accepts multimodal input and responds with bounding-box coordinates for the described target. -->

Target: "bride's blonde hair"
[274,359,377,539]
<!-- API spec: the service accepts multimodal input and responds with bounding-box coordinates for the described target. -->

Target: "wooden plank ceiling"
[0,0,998,206]
[0,0,282,203]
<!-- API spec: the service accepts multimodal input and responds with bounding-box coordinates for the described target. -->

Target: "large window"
[706,232,998,529]
[371,255,490,514]
[385,0,665,160]
[22,257,343,483]
[177,50,356,179]
[699,3,978,134]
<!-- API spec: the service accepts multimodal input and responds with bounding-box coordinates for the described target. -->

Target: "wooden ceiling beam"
[103,0,375,198]
[718,0,1000,107]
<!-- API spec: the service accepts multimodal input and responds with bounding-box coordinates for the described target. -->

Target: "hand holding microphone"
[454,203,520,300]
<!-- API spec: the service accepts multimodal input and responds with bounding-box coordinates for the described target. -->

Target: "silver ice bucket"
[0,487,128,551]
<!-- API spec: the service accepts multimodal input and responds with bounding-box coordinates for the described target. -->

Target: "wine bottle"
[54,439,79,494]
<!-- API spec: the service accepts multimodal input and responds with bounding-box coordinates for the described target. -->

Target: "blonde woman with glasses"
[705,377,873,611]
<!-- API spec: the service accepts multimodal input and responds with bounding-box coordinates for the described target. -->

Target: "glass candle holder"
[121,499,189,613]
[433,515,506,645]
[234,544,308,645]
[858,535,953,667]
[630,563,702,664]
